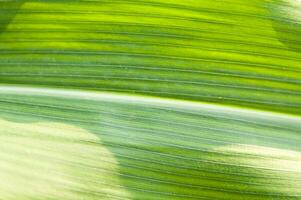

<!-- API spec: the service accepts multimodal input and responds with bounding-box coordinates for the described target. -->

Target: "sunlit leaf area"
[0,0,301,199]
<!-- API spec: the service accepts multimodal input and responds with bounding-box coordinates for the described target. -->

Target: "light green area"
[0,87,301,199]
[0,117,131,200]
[1,0,301,199]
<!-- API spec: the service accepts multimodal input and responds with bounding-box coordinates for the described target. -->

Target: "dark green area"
[0,1,24,33]
[0,0,300,115]
[268,0,301,53]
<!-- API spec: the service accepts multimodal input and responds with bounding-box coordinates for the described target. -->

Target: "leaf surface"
[0,0,301,199]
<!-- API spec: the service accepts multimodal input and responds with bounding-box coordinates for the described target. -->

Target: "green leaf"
[0,0,301,199]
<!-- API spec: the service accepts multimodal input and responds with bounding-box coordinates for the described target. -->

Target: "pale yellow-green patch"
[0,119,131,200]
[213,144,301,195]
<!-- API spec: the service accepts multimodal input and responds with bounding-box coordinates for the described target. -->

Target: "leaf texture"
[0,0,301,199]
[0,0,300,114]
